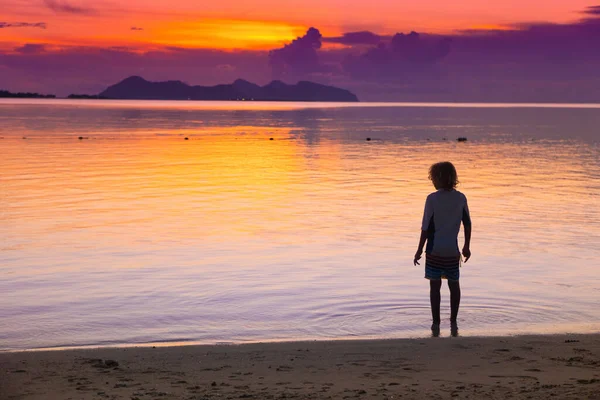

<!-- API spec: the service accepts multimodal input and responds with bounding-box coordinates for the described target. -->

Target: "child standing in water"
[414,162,471,336]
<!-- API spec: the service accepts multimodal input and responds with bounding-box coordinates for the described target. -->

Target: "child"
[414,161,471,336]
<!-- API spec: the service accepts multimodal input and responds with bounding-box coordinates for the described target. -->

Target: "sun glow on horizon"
[0,19,311,52]
[460,24,514,32]
[146,19,310,50]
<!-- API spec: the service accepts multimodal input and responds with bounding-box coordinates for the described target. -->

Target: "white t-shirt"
[421,189,471,257]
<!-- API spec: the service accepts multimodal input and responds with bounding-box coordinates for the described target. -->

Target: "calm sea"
[1,99,599,351]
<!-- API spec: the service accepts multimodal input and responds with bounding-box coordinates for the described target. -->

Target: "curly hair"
[429,161,459,190]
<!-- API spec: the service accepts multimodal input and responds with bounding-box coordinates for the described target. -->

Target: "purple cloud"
[15,44,47,54]
[44,0,94,14]
[0,22,47,29]
[450,11,600,65]
[342,31,451,80]
[324,31,382,46]
[269,27,324,77]
[391,32,451,63]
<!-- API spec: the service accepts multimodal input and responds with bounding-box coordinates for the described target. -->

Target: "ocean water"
[1,99,599,351]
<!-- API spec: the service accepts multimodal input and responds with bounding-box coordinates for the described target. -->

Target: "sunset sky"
[2,0,600,100]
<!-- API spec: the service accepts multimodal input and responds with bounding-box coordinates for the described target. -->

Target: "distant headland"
[95,76,359,102]
[0,90,56,99]
[2,77,359,102]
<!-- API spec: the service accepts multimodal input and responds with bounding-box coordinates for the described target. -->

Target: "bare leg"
[448,280,461,322]
[429,280,442,324]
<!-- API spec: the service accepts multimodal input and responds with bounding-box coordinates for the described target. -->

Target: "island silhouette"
[0,90,56,99]
[95,76,359,102]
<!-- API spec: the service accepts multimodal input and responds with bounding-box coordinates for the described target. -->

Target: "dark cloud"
[44,0,94,14]
[338,4,600,91]
[318,4,600,100]
[131,27,143,31]
[268,27,324,77]
[402,9,600,102]
[15,44,47,54]
[323,31,382,46]
[583,5,600,15]
[0,22,47,29]
[449,11,600,65]
[391,32,451,63]
[343,31,451,80]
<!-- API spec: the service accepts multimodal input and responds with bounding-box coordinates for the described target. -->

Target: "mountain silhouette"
[99,76,359,102]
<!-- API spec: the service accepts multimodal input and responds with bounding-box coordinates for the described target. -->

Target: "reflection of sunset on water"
[1,102,599,350]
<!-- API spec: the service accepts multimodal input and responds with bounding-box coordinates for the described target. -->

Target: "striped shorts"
[424,254,461,281]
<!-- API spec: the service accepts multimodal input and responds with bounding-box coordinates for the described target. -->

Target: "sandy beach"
[1,334,599,399]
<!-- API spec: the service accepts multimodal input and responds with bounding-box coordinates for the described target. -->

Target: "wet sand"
[1,334,599,399]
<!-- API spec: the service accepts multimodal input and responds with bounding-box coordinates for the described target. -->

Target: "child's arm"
[415,195,433,266]
[462,225,471,262]
[462,196,472,262]
[414,230,428,266]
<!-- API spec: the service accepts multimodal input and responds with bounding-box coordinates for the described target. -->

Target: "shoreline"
[5,322,600,353]
[3,98,600,109]
[2,333,599,399]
